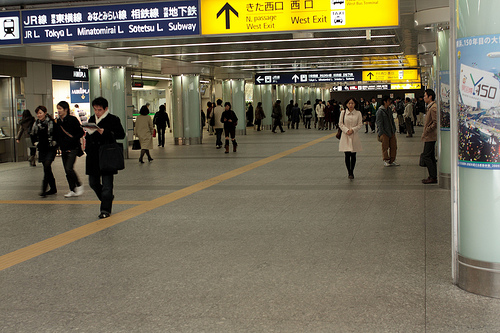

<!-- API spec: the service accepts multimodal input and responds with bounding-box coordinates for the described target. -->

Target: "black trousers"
[89,174,114,214]
[62,149,81,191]
[421,141,437,179]
[157,126,166,147]
[272,119,284,132]
[344,152,357,176]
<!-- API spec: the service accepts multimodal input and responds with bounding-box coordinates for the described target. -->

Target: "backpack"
[395,101,404,115]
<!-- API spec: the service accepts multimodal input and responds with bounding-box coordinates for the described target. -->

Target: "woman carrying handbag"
[338,97,363,179]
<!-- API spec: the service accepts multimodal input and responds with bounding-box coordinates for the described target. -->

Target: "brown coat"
[421,101,437,142]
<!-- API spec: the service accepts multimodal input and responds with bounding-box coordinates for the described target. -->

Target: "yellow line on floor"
[0,200,147,205]
[0,133,335,271]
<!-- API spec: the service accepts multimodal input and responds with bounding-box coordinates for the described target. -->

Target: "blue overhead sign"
[0,12,21,45]
[255,71,362,85]
[21,0,199,44]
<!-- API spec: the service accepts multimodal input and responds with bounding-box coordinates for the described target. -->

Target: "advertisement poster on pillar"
[439,70,450,130]
[457,34,500,169]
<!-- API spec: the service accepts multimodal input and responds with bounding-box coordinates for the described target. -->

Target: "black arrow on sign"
[367,72,374,79]
[217,3,238,30]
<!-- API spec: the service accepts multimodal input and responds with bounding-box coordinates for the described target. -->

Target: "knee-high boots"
[224,140,230,154]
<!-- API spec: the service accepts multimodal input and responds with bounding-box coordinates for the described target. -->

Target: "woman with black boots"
[338,97,363,179]
[31,105,58,196]
[221,102,238,153]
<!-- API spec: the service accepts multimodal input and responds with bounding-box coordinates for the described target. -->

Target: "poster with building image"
[457,34,500,169]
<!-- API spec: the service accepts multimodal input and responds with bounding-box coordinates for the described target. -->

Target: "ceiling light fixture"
[108,34,396,51]
[153,44,400,58]
[192,52,404,64]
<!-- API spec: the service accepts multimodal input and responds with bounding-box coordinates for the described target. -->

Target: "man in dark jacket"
[153,104,170,147]
[376,95,399,167]
[84,97,125,219]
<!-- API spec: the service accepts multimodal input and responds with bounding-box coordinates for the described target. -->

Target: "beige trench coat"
[134,114,154,150]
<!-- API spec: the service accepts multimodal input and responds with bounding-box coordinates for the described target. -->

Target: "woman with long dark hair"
[31,105,58,196]
[221,102,238,153]
[56,101,85,197]
[338,97,363,179]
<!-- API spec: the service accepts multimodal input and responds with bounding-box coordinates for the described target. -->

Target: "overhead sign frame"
[201,0,399,35]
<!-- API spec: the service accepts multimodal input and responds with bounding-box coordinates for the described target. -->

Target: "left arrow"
[217,2,238,30]
[256,76,263,83]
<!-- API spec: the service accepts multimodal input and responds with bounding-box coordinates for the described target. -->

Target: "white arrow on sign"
[256,76,263,83]
[292,74,299,83]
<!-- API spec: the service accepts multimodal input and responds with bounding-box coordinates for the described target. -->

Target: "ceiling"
[0,0,426,82]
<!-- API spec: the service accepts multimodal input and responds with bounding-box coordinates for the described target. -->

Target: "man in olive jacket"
[421,89,438,184]
[376,95,400,167]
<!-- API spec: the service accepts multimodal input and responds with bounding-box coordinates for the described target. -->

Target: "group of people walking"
[17,97,125,219]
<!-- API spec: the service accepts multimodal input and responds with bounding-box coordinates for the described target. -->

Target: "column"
[88,67,129,158]
[454,0,500,298]
[222,79,246,135]
[437,29,451,189]
[172,75,201,145]
[261,84,273,130]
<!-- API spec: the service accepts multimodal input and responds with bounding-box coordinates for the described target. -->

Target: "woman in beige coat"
[339,97,363,179]
[134,105,154,163]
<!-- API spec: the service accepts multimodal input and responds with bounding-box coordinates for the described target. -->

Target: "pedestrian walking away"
[135,105,154,163]
[153,104,170,147]
[16,109,36,166]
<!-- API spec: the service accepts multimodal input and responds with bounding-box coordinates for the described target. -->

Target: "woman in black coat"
[221,102,238,153]
[153,104,170,147]
[31,105,58,197]
[84,97,125,219]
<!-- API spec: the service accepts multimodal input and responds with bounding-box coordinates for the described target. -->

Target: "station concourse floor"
[1,125,500,332]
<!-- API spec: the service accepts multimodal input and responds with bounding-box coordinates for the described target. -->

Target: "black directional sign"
[217,3,238,29]
[254,71,362,85]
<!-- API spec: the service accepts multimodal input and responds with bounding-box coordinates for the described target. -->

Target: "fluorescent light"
[132,75,171,80]
[108,34,396,51]
[221,59,408,68]
[153,44,400,58]
[192,52,404,64]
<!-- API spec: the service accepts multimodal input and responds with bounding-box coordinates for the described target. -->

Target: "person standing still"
[84,97,125,219]
[421,89,438,184]
[404,97,414,138]
[254,102,265,131]
[56,101,85,197]
[339,98,363,179]
[316,100,325,130]
[16,109,36,166]
[376,96,400,167]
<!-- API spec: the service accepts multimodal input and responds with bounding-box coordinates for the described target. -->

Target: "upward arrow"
[367,72,374,80]
[217,2,238,30]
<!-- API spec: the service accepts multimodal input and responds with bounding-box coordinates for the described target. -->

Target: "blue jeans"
[89,174,114,214]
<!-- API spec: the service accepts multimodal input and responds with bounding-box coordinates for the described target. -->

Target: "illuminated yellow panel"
[201,0,399,35]
[362,69,419,82]
[391,83,422,90]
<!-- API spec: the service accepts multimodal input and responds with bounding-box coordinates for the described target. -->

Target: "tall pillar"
[222,79,246,135]
[454,0,500,298]
[261,84,273,129]
[172,75,201,145]
[88,67,129,158]
[437,29,451,189]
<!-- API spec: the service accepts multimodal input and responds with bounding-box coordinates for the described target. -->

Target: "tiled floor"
[1,125,499,332]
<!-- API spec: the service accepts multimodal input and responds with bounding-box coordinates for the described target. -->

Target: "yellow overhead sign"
[391,83,422,90]
[362,69,419,82]
[201,0,399,35]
